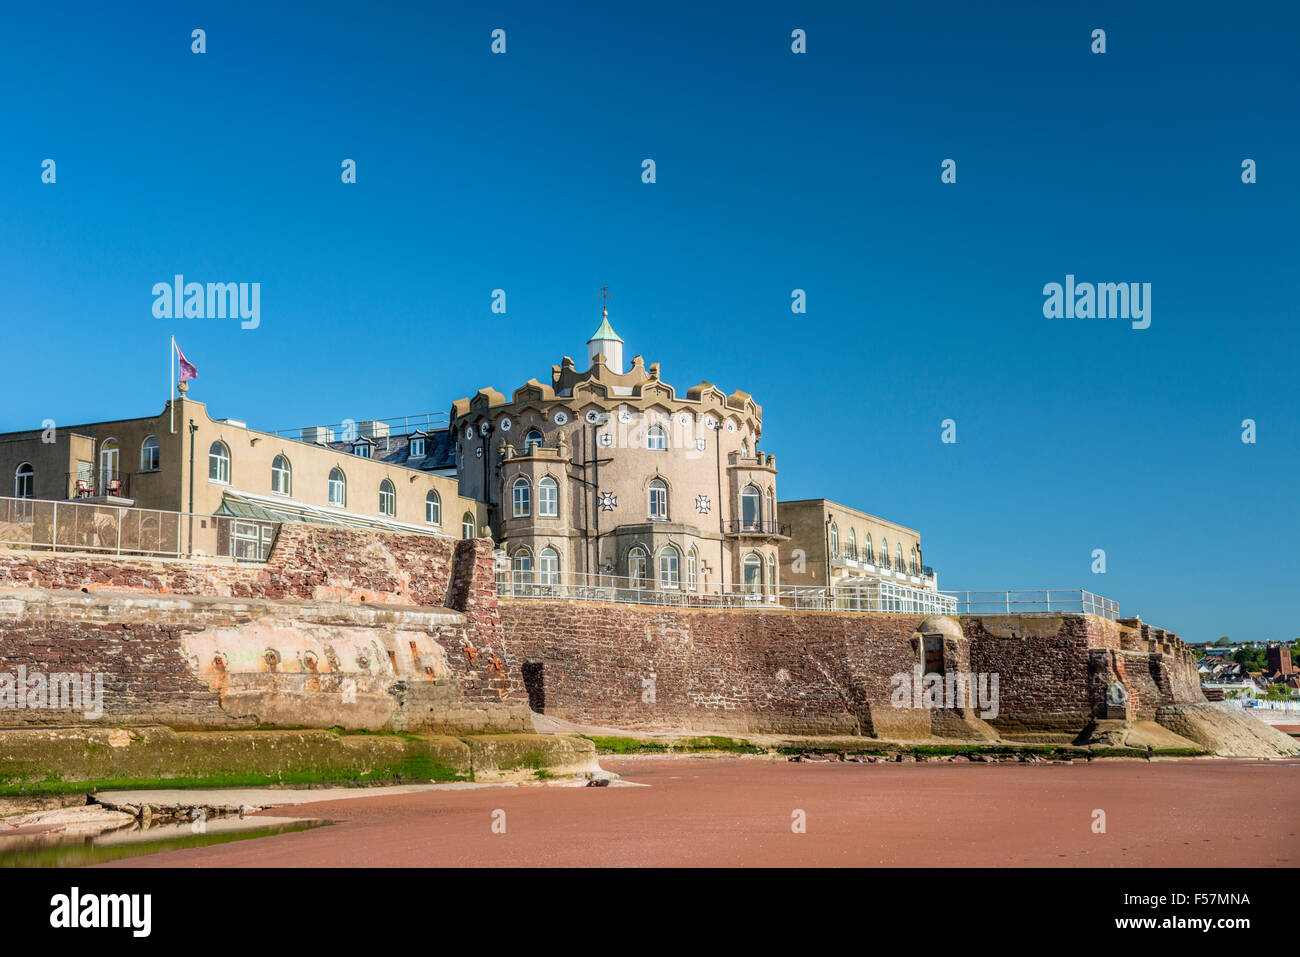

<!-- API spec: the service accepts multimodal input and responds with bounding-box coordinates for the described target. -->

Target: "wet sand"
[101,757,1300,868]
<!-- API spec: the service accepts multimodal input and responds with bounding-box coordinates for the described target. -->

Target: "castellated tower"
[448,301,784,595]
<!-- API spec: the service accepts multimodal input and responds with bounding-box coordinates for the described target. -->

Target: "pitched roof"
[588,317,623,343]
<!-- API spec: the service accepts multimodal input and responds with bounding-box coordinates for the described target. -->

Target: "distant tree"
[1232,648,1266,669]
[1214,637,1232,646]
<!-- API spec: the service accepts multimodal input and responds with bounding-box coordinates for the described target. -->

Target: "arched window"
[537,476,558,517]
[140,436,159,471]
[379,479,396,517]
[648,478,668,520]
[462,511,476,539]
[538,547,559,586]
[425,490,441,525]
[881,538,889,569]
[767,554,776,592]
[647,425,667,451]
[911,546,918,574]
[512,476,531,517]
[659,545,681,589]
[743,552,763,597]
[100,437,119,482]
[740,483,761,530]
[328,467,346,506]
[13,463,33,499]
[829,522,839,558]
[512,548,533,586]
[765,488,775,525]
[896,543,903,571]
[271,455,291,495]
[207,441,230,483]
[524,429,543,451]
[847,528,857,560]
[627,546,648,587]
[864,534,873,563]
[687,547,698,592]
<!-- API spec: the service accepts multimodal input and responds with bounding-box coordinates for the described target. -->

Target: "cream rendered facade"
[0,398,482,541]
[450,316,786,595]
[778,498,936,592]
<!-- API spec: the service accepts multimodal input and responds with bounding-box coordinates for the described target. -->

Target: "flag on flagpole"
[175,341,198,382]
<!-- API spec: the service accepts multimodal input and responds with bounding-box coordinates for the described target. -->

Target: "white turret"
[587,306,625,374]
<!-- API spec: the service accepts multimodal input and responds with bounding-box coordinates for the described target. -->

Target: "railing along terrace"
[271,411,451,444]
[940,589,1120,620]
[724,519,792,536]
[0,496,278,562]
[832,552,936,580]
[496,568,956,614]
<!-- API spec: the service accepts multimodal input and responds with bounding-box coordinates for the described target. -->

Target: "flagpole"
[170,335,176,434]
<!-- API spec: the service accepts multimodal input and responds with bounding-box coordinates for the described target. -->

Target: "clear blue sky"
[1,1,1296,642]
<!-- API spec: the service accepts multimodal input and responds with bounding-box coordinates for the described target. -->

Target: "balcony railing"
[271,411,450,445]
[65,469,132,500]
[940,589,1119,620]
[0,496,278,561]
[496,567,956,614]
[724,519,791,536]
[832,552,934,577]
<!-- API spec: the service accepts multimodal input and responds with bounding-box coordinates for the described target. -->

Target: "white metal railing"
[495,566,956,614]
[940,589,1119,620]
[0,496,278,562]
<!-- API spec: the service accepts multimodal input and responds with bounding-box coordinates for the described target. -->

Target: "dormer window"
[354,442,372,458]
[409,437,425,458]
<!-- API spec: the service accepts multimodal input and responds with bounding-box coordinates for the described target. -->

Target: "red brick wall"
[0,524,456,606]
[0,528,530,730]
[0,613,229,727]
[500,600,928,735]
[445,539,525,708]
[502,602,1207,736]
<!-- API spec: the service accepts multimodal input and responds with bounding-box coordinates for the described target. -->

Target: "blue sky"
[1,1,1296,641]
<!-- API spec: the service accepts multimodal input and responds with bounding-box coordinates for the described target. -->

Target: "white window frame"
[462,512,476,539]
[328,468,347,507]
[659,546,680,589]
[426,490,441,525]
[271,455,291,496]
[512,477,531,517]
[379,479,396,517]
[740,484,761,530]
[647,425,667,451]
[537,547,559,586]
[628,546,648,587]
[538,476,558,517]
[743,553,763,598]
[140,436,160,471]
[208,441,230,484]
[512,549,533,586]
[13,463,34,499]
[648,478,668,520]
[409,437,425,458]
